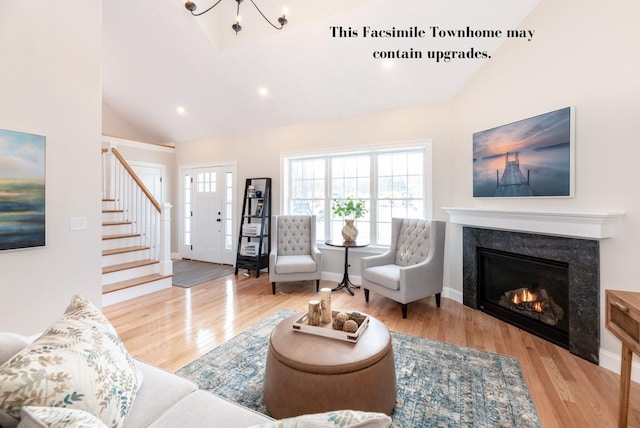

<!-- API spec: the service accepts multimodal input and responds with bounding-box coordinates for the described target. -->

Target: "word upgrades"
[330,26,535,63]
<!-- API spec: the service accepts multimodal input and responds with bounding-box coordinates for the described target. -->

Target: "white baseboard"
[443,286,462,303]
[321,272,362,285]
[599,348,640,383]
[320,277,460,301]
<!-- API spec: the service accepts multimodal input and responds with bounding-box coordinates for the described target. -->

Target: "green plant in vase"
[332,196,367,242]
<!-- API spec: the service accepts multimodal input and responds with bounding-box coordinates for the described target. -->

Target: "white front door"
[191,167,224,263]
[180,164,235,264]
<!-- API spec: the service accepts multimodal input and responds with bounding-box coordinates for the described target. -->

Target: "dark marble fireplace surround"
[463,227,600,364]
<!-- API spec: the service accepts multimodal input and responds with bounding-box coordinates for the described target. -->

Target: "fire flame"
[512,289,536,305]
[512,289,544,313]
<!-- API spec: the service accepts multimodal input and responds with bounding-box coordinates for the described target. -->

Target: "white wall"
[449,0,640,368]
[103,101,158,143]
[175,104,452,275]
[0,2,102,334]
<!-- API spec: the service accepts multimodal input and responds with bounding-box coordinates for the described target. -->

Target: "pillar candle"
[320,288,332,324]
[308,300,321,326]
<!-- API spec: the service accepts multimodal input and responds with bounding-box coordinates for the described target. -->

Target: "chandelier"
[185,0,288,35]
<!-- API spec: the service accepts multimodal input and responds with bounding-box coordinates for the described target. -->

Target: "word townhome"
[329,25,535,63]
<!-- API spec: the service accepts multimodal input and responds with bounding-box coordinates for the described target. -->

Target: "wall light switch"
[70,217,87,231]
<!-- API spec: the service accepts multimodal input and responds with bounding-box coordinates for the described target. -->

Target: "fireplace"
[477,247,569,348]
[463,227,600,364]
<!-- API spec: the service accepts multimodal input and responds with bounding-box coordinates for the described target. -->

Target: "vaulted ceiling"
[102,0,540,144]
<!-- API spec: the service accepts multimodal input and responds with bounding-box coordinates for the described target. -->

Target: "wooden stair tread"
[103,273,172,294]
[103,209,124,213]
[102,259,158,274]
[102,221,132,226]
[102,246,150,256]
[103,233,141,240]
[102,198,115,202]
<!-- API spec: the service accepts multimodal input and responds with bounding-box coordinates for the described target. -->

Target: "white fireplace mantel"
[442,207,626,240]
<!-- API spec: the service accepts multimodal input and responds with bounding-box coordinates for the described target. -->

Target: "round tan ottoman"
[263,312,396,419]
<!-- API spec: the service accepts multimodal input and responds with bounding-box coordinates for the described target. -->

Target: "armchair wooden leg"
[316,280,320,292]
[401,303,408,319]
[364,289,370,302]
[435,293,441,308]
[271,282,276,295]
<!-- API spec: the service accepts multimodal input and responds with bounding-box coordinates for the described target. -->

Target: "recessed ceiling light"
[258,87,269,97]
[382,59,395,70]
[176,106,187,115]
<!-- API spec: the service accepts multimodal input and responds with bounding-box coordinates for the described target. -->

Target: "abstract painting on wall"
[0,129,46,250]
[473,107,574,198]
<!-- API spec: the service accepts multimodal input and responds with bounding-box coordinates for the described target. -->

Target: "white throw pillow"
[248,410,393,428]
[0,295,141,428]
[18,406,108,428]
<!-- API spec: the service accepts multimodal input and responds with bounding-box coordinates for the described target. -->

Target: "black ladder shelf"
[235,177,271,278]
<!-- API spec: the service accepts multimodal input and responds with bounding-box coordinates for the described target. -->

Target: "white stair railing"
[101,146,171,275]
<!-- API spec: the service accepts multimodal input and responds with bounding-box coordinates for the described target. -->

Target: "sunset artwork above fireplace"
[472,106,574,198]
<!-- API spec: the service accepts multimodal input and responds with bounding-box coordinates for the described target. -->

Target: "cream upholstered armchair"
[361,218,446,318]
[269,215,322,295]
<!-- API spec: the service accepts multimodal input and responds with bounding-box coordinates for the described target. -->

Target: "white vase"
[341,219,358,242]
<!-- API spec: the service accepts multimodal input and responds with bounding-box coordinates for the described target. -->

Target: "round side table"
[325,240,369,295]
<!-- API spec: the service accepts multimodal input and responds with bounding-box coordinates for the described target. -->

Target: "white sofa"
[0,296,391,428]
[124,360,273,427]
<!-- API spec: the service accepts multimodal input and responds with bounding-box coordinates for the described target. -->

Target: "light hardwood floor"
[103,273,640,428]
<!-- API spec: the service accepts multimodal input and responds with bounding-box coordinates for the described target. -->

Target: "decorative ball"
[343,320,358,333]
[332,312,349,330]
[348,312,366,326]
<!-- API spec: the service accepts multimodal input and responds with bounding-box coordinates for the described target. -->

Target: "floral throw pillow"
[0,295,141,428]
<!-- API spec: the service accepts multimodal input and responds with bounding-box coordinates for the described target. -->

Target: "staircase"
[101,146,173,306]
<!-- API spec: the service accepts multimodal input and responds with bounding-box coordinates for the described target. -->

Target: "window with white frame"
[284,144,429,246]
[225,171,233,251]
[183,173,192,246]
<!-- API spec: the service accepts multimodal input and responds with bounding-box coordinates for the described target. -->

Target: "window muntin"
[376,151,424,245]
[288,157,326,234]
[197,171,216,193]
[330,154,371,243]
[285,146,426,245]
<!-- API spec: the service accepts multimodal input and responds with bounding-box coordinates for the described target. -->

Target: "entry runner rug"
[177,310,540,427]
[172,259,234,288]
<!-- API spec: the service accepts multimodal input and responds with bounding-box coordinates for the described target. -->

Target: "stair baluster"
[101,145,172,304]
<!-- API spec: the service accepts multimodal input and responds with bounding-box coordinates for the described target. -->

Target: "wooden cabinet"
[606,289,640,427]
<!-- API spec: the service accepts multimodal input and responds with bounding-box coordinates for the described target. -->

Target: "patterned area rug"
[176,310,540,427]
[172,260,234,288]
